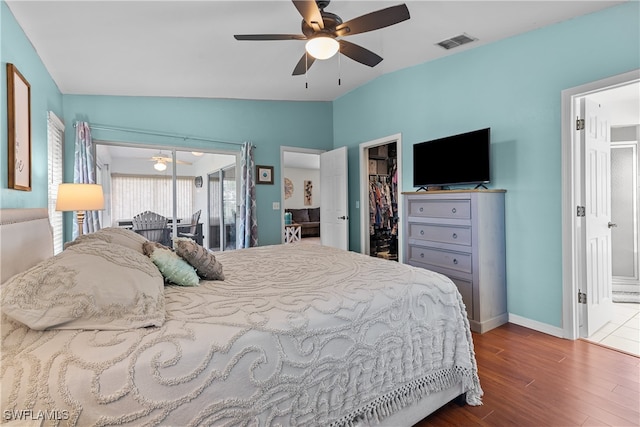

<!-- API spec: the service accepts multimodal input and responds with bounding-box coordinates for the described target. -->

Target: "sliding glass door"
[223,166,237,250]
[208,172,221,250]
[208,164,237,251]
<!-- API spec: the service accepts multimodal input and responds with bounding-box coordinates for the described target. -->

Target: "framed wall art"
[284,177,294,199]
[6,63,32,191]
[304,180,313,205]
[256,165,274,184]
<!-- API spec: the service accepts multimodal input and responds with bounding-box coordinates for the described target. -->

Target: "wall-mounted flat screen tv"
[413,128,490,189]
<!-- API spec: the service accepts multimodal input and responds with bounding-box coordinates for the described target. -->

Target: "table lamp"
[56,183,105,236]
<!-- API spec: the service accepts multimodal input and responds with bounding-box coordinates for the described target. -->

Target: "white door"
[581,97,614,337]
[320,147,349,250]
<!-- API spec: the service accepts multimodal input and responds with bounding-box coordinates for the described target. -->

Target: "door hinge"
[578,291,587,304]
[577,206,585,217]
[576,118,585,131]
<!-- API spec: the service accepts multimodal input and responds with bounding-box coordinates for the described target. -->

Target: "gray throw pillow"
[173,237,225,281]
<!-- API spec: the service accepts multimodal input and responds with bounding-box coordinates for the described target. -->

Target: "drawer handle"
[419,207,424,212]
[452,233,457,239]
[453,259,458,265]
[452,208,457,214]
[420,230,425,235]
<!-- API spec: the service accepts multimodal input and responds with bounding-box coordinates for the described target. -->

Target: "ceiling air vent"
[436,33,477,50]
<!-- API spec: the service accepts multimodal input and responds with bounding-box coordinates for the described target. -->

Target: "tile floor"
[584,302,640,356]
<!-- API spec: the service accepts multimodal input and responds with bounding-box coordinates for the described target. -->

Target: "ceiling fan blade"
[339,40,383,67]
[149,156,192,165]
[292,52,316,76]
[335,4,410,37]
[292,0,324,30]
[234,34,307,41]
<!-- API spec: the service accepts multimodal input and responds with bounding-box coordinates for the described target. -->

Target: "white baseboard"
[508,313,565,339]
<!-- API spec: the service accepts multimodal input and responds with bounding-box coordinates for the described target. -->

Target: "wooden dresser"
[402,190,507,333]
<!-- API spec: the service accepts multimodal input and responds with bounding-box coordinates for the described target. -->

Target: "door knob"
[338,215,348,220]
[608,222,617,228]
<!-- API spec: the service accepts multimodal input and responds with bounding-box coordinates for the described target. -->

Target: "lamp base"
[76,211,85,236]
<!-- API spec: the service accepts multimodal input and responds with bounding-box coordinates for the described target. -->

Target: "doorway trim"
[359,133,403,260]
[561,69,640,339]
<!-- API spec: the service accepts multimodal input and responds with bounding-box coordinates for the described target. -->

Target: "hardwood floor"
[415,323,640,426]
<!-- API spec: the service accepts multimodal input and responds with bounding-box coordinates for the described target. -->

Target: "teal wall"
[333,2,640,328]
[2,0,639,329]
[0,1,63,208]
[1,2,332,246]
[62,95,333,245]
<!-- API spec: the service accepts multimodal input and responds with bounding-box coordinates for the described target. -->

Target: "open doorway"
[359,134,403,261]
[561,70,640,354]
[280,147,323,245]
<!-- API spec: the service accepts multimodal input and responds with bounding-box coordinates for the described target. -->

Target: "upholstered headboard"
[0,208,54,284]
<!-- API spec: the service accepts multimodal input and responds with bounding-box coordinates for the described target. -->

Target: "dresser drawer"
[408,199,471,219]
[450,276,473,319]
[408,223,471,246]
[408,245,472,274]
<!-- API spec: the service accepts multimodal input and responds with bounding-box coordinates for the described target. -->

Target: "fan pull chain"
[305,53,308,89]
[338,51,341,86]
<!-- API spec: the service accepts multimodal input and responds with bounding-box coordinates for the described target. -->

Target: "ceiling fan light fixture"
[191,151,204,157]
[305,36,339,60]
[154,161,167,172]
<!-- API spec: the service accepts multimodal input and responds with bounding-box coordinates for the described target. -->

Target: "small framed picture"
[256,165,274,184]
[6,63,31,191]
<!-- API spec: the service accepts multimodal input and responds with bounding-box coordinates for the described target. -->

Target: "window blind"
[47,112,65,254]
[111,175,194,221]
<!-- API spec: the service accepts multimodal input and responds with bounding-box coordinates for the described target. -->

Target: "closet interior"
[367,142,398,261]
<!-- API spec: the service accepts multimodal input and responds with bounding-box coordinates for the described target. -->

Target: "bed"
[0,208,482,426]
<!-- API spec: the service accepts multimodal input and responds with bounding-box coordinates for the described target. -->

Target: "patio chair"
[178,210,201,241]
[132,211,170,246]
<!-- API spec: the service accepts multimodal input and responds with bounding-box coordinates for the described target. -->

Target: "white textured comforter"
[1,243,481,426]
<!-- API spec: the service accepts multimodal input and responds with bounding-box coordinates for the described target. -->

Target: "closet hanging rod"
[73,123,246,147]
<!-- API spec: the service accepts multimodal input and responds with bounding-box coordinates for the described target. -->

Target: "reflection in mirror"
[95,143,237,250]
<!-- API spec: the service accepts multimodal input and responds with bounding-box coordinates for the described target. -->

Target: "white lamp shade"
[305,36,339,60]
[56,183,105,212]
[154,161,167,171]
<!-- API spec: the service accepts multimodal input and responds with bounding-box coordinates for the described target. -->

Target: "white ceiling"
[97,145,208,162]
[6,0,629,102]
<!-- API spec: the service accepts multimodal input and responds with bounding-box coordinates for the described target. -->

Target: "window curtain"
[73,121,101,237]
[238,142,257,248]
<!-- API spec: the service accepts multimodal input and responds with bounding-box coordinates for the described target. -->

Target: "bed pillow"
[64,227,149,254]
[142,240,171,257]
[143,242,200,287]
[289,208,310,224]
[173,237,225,280]
[1,240,165,330]
[308,207,320,222]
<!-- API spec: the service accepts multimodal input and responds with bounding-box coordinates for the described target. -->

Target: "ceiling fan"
[234,0,410,76]
[148,153,192,171]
